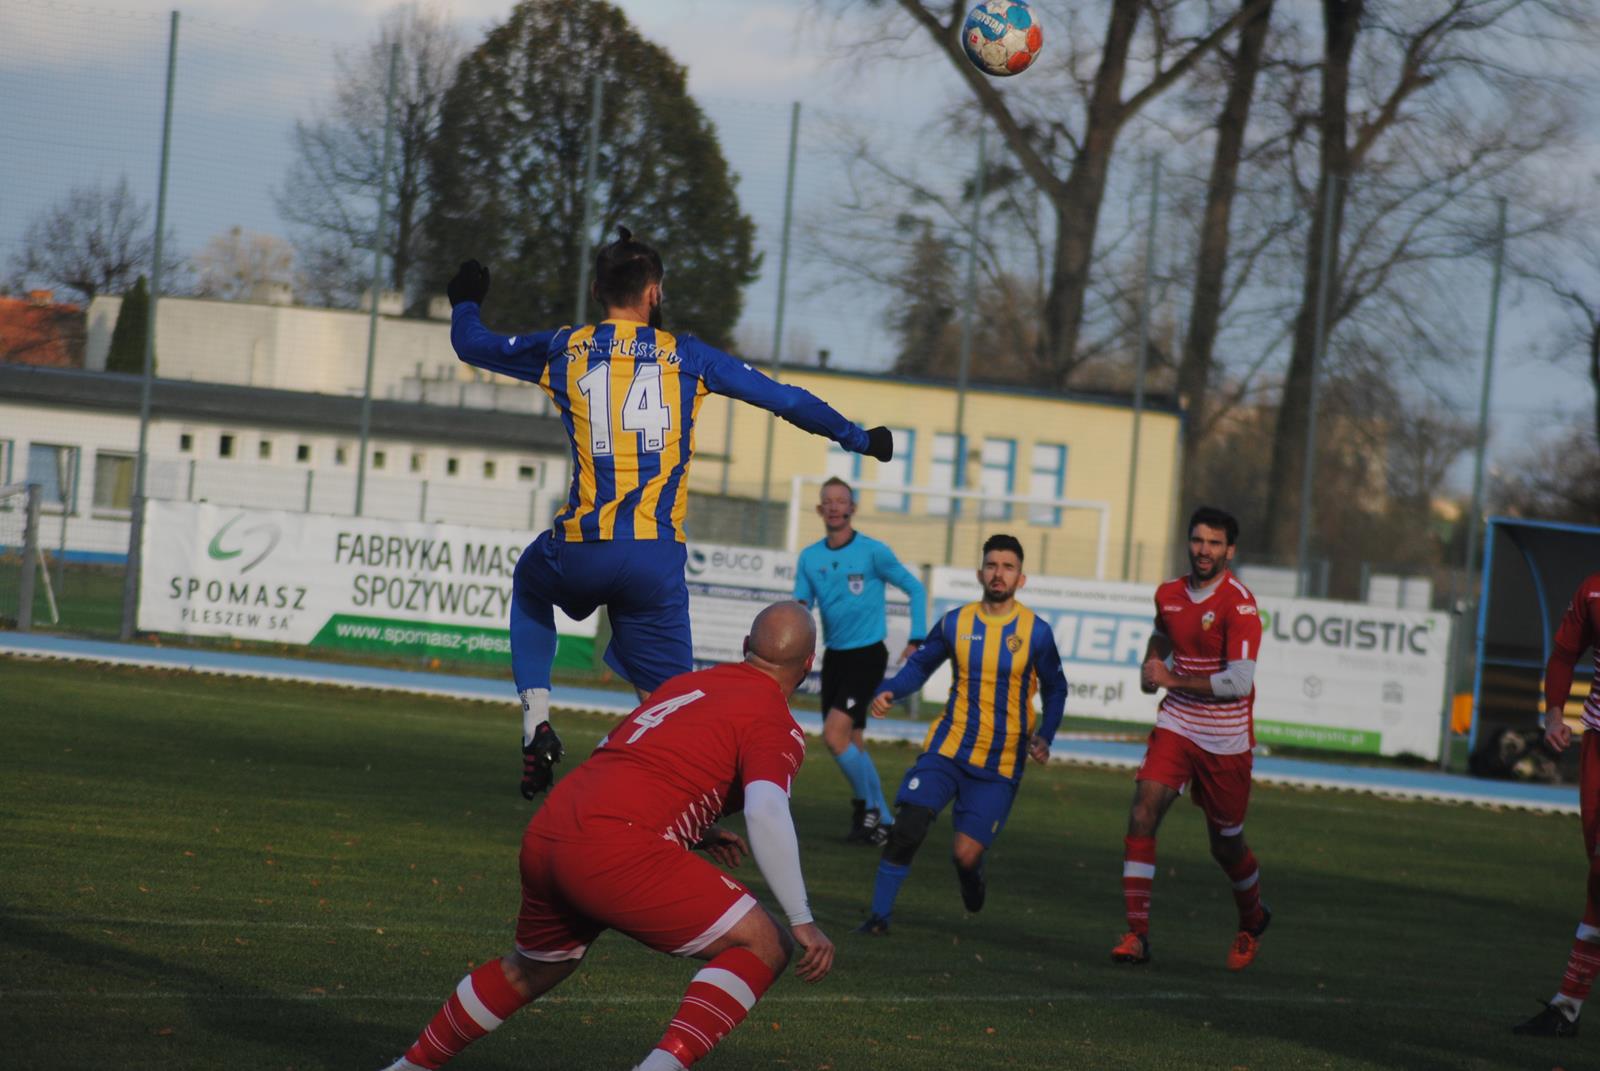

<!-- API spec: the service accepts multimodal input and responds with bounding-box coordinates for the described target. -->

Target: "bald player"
[380,601,834,1071]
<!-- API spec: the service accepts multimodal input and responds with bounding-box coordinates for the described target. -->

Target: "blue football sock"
[835,744,876,803]
[870,861,911,920]
[861,757,893,826]
[509,585,557,692]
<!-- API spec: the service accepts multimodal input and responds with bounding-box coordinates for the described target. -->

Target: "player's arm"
[793,551,816,608]
[445,260,558,383]
[689,342,890,460]
[743,780,833,982]
[1028,623,1069,763]
[870,618,950,717]
[1140,616,1173,694]
[874,542,928,658]
[1543,584,1595,753]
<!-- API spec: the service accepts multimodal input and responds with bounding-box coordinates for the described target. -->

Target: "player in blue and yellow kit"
[444,230,892,798]
[855,534,1067,934]
[795,476,927,843]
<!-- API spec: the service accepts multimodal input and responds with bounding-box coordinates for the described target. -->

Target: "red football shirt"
[1551,572,1600,731]
[532,662,808,848]
[1152,569,1262,755]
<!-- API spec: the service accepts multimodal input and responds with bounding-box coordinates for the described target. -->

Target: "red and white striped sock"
[402,960,532,1070]
[1223,850,1265,932]
[1122,836,1156,937]
[649,947,775,1068]
[1556,916,1600,1017]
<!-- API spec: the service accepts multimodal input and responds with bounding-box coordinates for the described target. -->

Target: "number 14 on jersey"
[577,364,674,457]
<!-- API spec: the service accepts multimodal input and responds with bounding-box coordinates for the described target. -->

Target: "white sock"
[519,687,550,747]
[634,1048,687,1071]
[1551,992,1583,1020]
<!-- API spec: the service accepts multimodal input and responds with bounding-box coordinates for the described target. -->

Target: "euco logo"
[687,547,768,578]
[208,513,281,574]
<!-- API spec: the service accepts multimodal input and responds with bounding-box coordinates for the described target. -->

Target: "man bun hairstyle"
[594,226,664,310]
[1188,505,1240,546]
[982,533,1025,564]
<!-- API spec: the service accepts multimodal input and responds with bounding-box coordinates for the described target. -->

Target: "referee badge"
[1201,611,1216,631]
[848,573,865,595]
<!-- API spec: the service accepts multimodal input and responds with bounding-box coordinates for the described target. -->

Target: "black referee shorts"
[819,642,890,729]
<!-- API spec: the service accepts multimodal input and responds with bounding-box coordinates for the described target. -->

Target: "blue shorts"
[894,752,1019,848]
[514,531,691,693]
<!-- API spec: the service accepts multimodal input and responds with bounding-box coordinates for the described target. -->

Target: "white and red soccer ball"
[961,0,1044,77]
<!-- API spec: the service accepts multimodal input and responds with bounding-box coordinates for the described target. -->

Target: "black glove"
[520,721,564,799]
[447,259,490,307]
[864,425,894,463]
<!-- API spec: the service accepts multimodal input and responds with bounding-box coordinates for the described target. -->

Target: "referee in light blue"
[795,476,927,843]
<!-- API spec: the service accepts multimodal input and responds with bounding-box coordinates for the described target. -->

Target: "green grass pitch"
[0,656,1587,1070]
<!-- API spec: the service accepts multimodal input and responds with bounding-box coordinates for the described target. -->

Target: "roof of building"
[754,359,1184,416]
[0,295,84,368]
[0,364,569,453]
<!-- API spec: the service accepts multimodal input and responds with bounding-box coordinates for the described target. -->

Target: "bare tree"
[192,227,296,302]
[818,0,1268,384]
[1492,423,1600,523]
[276,2,462,311]
[9,177,171,304]
[1259,0,1597,559]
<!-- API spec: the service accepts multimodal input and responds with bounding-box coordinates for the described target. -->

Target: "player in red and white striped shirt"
[1513,571,1600,1038]
[1111,506,1271,971]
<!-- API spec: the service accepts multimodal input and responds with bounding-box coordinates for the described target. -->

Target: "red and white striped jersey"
[1152,570,1262,755]
[533,663,807,849]
[1552,572,1600,731]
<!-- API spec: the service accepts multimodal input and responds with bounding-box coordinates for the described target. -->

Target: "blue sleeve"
[1032,621,1068,743]
[685,339,870,453]
[873,541,927,639]
[450,303,559,384]
[881,616,950,700]
[793,549,815,606]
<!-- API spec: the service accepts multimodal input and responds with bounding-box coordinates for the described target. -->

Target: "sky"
[0,0,1591,491]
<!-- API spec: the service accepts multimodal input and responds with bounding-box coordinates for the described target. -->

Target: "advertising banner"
[138,501,595,666]
[140,503,915,695]
[925,567,1451,760]
[683,541,914,695]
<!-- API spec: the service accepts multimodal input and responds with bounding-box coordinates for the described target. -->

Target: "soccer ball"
[961,0,1044,77]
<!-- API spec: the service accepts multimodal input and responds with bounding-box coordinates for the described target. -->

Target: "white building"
[0,364,570,558]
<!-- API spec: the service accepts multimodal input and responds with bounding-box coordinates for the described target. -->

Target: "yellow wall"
[688,365,1183,582]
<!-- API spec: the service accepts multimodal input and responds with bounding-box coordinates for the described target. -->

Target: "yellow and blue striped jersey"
[883,601,1068,782]
[451,307,871,542]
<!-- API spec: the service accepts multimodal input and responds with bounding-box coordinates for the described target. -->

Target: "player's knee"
[951,839,984,871]
[1127,805,1159,838]
[1209,833,1245,866]
[883,805,935,866]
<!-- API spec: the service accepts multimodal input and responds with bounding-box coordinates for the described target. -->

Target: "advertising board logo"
[687,548,708,576]
[207,514,281,574]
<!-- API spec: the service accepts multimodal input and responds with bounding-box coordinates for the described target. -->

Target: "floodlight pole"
[757,101,801,545]
[1122,155,1160,580]
[574,72,605,325]
[943,128,986,567]
[1462,197,1507,583]
[1294,172,1340,597]
[120,9,179,643]
[355,43,400,518]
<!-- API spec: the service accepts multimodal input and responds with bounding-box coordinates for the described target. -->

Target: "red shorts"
[515,822,757,963]
[1136,727,1253,835]
[1582,729,1600,857]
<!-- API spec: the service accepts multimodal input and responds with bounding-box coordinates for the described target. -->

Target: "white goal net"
[784,475,1113,579]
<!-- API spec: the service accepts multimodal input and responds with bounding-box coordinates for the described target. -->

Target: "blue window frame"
[876,427,915,513]
[980,438,1016,519]
[1029,443,1068,525]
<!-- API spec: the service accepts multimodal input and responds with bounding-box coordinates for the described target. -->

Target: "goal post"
[0,482,42,631]
[786,474,1113,579]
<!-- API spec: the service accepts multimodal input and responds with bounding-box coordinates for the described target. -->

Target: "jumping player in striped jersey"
[1112,506,1270,971]
[444,230,892,798]
[854,534,1067,935]
[1512,570,1600,1038]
